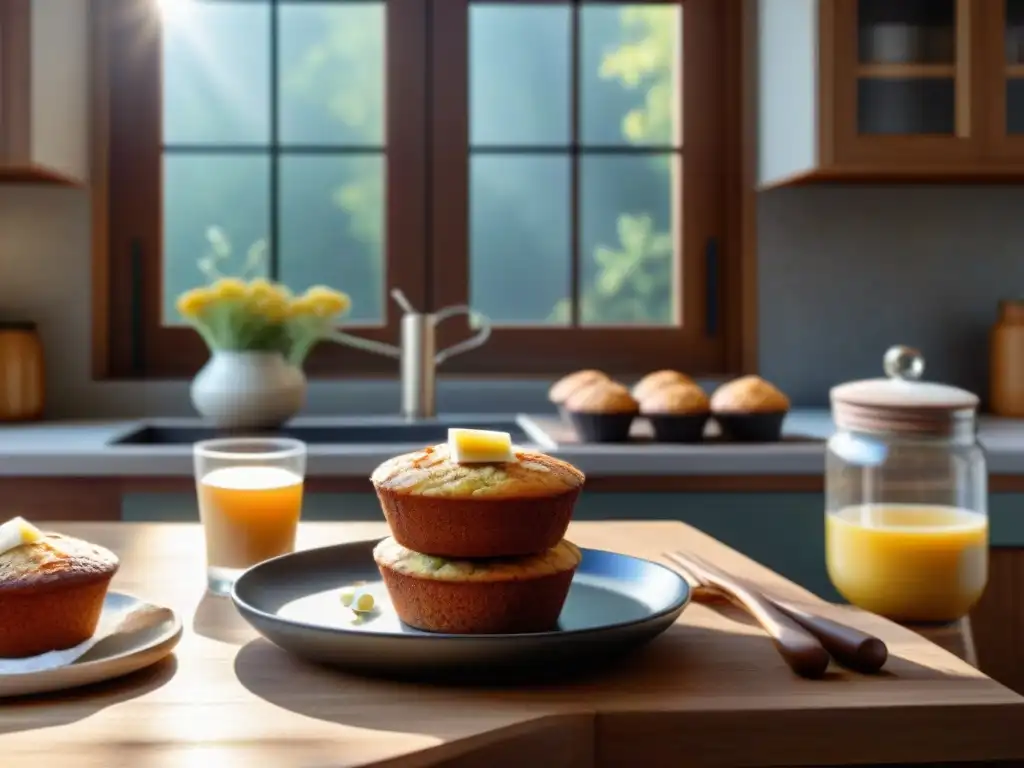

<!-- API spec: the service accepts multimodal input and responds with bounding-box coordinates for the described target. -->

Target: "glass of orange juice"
[193,437,307,595]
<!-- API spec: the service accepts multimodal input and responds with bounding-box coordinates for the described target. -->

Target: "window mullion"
[569,1,581,327]
[428,0,471,320]
[268,0,280,282]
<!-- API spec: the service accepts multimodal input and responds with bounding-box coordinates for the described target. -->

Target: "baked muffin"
[564,380,639,443]
[632,370,695,402]
[0,531,119,658]
[371,444,585,559]
[374,536,581,634]
[710,375,791,442]
[639,382,711,443]
[548,370,611,420]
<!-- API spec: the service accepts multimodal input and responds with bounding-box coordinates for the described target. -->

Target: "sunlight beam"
[156,0,197,25]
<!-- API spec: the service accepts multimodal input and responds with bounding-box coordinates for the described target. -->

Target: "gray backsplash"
[1,184,1022,418]
[759,185,1024,407]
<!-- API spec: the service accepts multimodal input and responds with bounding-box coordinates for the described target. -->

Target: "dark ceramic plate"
[232,539,690,684]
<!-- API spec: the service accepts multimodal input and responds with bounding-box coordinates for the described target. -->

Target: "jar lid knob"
[883,345,924,382]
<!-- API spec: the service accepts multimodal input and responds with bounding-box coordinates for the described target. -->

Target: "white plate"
[0,592,182,698]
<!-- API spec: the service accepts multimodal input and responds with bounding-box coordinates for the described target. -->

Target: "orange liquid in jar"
[197,466,304,570]
[826,504,988,623]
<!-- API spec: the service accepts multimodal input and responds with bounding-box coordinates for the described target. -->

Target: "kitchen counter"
[5,520,1022,768]
[1,409,1024,477]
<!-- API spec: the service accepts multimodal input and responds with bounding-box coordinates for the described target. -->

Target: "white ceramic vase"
[190,351,306,429]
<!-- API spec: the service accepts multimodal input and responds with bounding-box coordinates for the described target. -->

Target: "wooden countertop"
[3,521,1023,767]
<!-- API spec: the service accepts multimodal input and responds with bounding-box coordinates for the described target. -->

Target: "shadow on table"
[233,618,960,735]
[233,636,607,736]
[0,656,178,736]
[193,591,253,645]
[236,637,596,763]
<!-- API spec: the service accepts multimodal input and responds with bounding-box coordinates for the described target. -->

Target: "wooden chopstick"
[666,552,831,679]
[666,552,887,675]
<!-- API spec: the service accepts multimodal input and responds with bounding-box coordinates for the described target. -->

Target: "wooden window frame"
[91,0,755,380]
[92,0,426,379]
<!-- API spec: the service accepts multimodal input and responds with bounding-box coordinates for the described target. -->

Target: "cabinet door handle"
[130,239,144,374]
[705,237,719,337]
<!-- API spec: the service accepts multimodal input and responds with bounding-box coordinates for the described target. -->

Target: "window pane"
[162,2,271,145]
[278,3,385,146]
[578,154,677,326]
[580,5,681,147]
[279,155,386,323]
[470,5,572,146]
[163,155,271,324]
[470,155,571,324]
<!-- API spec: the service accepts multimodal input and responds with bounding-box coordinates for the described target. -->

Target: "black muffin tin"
[560,410,791,444]
[712,411,788,443]
[567,412,637,443]
[644,413,711,444]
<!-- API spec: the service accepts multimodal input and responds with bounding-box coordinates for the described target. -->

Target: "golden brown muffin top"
[564,381,639,414]
[710,375,791,413]
[548,369,610,404]
[639,382,710,415]
[370,443,585,499]
[632,370,695,402]
[373,536,582,582]
[0,533,119,592]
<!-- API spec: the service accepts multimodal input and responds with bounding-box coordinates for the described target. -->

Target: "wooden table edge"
[593,699,1024,766]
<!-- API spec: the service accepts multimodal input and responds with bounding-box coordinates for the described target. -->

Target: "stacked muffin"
[370,434,586,634]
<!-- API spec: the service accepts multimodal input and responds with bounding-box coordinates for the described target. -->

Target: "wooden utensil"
[767,595,888,673]
[665,552,831,679]
[666,552,888,675]
[674,551,888,673]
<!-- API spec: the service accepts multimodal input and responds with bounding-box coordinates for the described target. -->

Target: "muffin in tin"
[632,370,695,403]
[710,375,791,442]
[0,531,120,658]
[374,536,581,634]
[564,380,639,443]
[548,369,610,419]
[371,443,585,559]
[639,382,711,443]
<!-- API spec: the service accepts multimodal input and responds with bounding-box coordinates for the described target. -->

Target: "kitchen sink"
[108,419,531,446]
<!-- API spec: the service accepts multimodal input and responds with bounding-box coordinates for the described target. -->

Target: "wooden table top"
[2,521,1024,768]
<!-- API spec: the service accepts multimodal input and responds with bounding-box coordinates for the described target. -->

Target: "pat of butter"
[0,516,43,556]
[448,428,516,464]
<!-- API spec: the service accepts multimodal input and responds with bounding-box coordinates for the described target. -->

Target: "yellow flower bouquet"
[177,277,351,366]
[178,227,369,428]
[175,227,352,367]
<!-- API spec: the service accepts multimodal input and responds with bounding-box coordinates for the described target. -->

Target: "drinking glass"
[193,437,307,595]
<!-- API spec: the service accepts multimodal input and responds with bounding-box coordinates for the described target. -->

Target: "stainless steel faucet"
[330,289,492,420]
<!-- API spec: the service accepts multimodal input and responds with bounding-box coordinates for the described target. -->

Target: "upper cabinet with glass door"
[850,1,969,147]
[757,0,1024,187]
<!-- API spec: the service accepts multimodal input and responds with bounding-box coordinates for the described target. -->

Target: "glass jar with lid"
[825,345,987,624]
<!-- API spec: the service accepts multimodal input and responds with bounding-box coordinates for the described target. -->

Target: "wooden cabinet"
[0,0,88,185]
[757,0,1024,187]
[987,0,1024,161]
